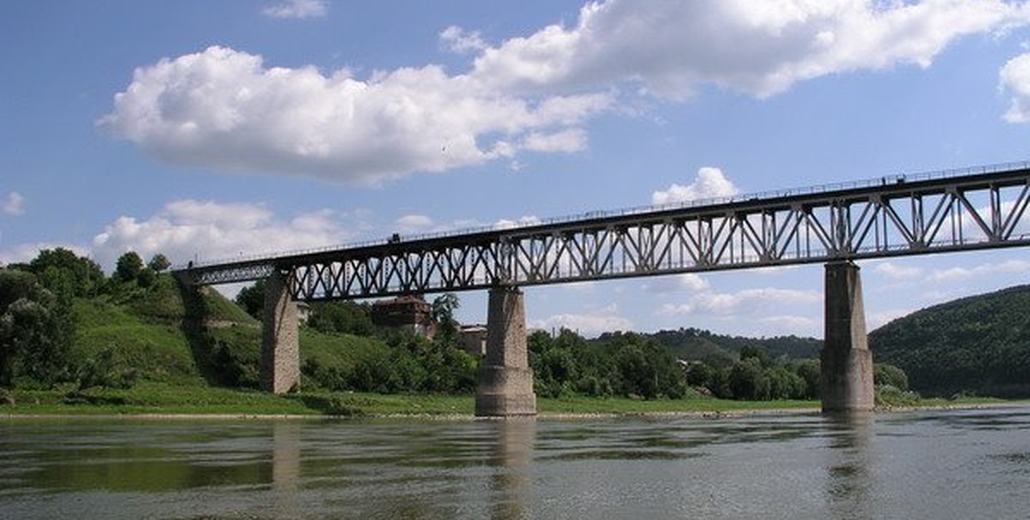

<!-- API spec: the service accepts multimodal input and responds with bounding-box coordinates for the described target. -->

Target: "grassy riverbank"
[1,382,1013,418]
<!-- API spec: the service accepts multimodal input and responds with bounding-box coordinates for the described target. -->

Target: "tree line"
[1,248,169,389]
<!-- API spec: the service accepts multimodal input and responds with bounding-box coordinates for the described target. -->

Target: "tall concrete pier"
[821,261,875,412]
[475,285,537,417]
[261,270,300,394]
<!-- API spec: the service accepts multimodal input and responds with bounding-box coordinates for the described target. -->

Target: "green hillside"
[870,285,1030,398]
[70,273,386,390]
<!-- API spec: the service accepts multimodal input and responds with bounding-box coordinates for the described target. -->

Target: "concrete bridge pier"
[475,285,537,417]
[821,261,875,413]
[262,270,300,394]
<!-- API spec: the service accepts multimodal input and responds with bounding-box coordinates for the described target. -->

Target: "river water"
[1,407,1028,520]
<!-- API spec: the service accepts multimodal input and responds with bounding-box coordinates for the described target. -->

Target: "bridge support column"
[476,285,537,417]
[821,261,875,412]
[261,270,300,394]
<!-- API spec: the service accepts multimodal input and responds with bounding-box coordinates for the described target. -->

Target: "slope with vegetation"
[870,284,1030,398]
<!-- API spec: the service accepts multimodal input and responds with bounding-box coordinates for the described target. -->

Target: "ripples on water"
[1,407,1028,519]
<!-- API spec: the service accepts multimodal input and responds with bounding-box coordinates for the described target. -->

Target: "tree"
[235,279,267,319]
[148,253,171,273]
[115,251,144,283]
[728,357,771,400]
[794,358,821,399]
[27,247,105,297]
[874,363,909,391]
[0,269,72,387]
[431,293,461,345]
[739,345,772,367]
[306,300,375,336]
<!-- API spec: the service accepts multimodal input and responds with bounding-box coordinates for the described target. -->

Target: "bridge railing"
[176,160,1030,272]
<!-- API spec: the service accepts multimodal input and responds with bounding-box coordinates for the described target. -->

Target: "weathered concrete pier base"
[475,285,537,417]
[821,261,875,413]
[261,270,300,394]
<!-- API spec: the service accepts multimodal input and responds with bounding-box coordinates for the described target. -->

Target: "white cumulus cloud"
[652,167,739,205]
[440,26,488,54]
[657,287,821,316]
[472,0,1030,98]
[90,199,358,270]
[530,303,634,337]
[99,46,612,185]
[101,1,1030,184]
[262,0,328,19]
[1000,52,1030,122]
[928,259,1030,282]
[1,192,25,216]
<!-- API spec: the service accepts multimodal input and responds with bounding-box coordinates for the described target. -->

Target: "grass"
[5,383,1020,419]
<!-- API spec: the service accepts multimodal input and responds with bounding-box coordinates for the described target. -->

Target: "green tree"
[0,269,72,387]
[147,253,171,273]
[739,345,772,367]
[728,357,771,400]
[235,279,267,319]
[431,293,461,346]
[794,358,821,399]
[306,300,375,336]
[27,247,105,297]
[115,251,144,283]
[611,334,687,399]
[874,363,909,391]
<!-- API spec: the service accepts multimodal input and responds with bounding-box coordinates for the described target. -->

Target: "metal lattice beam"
[173,163,1030,301]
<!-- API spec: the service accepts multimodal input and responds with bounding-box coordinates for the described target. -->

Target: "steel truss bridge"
[176,162,1030,300]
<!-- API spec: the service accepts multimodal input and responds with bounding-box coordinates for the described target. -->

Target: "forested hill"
[870,285,1030,398]
[594,328,822,365]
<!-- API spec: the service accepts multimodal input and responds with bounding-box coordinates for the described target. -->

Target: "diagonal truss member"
[176,163,1030,301]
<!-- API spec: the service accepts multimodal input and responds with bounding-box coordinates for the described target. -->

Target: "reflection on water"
[1,407,1028,519]
[824,412,873,520]
[490,418,533,520]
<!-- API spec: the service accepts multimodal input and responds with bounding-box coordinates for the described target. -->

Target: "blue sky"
[4,0,1030,338]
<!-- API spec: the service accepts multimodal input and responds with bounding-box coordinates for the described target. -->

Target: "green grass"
[537,396,819,415]
[5,384,1019,418]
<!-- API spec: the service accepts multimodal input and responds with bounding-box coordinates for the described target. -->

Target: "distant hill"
[595,328,822,365]
[870,285,1030,397]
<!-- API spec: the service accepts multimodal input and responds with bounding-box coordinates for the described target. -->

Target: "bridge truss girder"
[176,165,1030,301]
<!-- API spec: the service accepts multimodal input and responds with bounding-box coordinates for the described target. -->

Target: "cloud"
[1000,52,1030,122]
[652,167,739,205]
[394,214,435,234]
[757,315,820,334]
[928,259,1030,282]
[440,26,488,54]
[90,199,359,270]
[644,273,710,293]
[472,0,1030,98]
[657,287,821,316]
[0,242,88,267]
[1,192,24,216]
[262,0,328,19]
[873,261,923,280]
[99,46,612,185]
[102,1,1030,184]
[529,303,634,337]
[494,215,542,230]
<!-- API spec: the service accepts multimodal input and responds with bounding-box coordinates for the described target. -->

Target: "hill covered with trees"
[870,284,1030,398]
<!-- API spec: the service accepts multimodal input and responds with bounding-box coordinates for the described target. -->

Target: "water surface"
[1,407,1028,519]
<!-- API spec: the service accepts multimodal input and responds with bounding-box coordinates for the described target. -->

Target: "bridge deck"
[175,162,1030,300]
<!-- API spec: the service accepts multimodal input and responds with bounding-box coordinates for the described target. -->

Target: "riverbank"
[0,382,1017,419]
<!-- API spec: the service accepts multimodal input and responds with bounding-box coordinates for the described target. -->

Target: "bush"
[875,384,921,408]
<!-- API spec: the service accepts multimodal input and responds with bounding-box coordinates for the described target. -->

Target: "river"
[1,406,1028,519]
